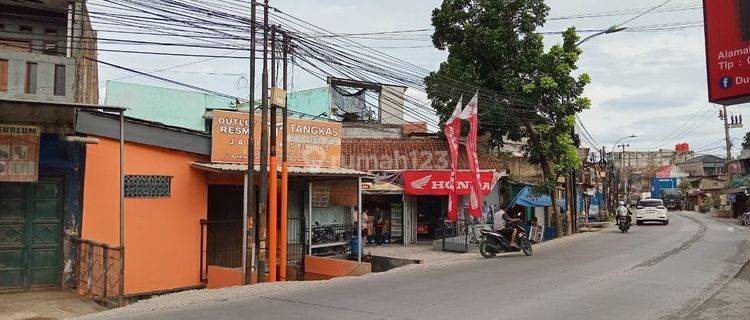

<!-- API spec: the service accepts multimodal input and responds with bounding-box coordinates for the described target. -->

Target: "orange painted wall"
[81,137,208,295]
[206,266,243,289]
[304,256,371,278]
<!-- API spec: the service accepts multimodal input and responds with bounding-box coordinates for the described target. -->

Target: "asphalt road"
[121,212,749,320]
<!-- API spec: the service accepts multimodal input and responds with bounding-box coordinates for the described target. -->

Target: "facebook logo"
[720,76,733,89]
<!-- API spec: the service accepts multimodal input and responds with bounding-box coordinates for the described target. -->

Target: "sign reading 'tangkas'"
[703,0,750,104]
[211,110,342,167]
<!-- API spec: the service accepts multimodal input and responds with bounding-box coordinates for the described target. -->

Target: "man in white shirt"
[494,207,521,247]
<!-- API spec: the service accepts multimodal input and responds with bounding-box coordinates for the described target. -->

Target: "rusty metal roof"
[191,162,372,177]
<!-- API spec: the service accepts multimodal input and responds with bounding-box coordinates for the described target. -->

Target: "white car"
[635,199,669,225]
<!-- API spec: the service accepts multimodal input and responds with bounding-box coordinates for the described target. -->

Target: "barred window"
[124,175,171,198]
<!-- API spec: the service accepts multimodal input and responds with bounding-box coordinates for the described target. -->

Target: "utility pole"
[722,105,733,162]
[257,0,270,283]
[719,105,743,210]
[268,25,278,282]
[617,143,629,202]
[570,127,579,235]
[279,31,289,281]
[600,147,608,220]
[244,0,257,285]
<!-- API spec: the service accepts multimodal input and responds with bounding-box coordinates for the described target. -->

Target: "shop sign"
[311,184,331,208]
[211,110,342,167]
[529,225,544,243]
[0,124,40,182]
[703,0,750,104]
[403,170,495,195]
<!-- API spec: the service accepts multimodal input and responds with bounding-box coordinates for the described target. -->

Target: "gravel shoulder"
[73,227,607,319]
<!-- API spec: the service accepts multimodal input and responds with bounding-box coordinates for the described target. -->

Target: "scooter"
[478,224,532,258]
[740,211,750,226]
[617,215,631,233]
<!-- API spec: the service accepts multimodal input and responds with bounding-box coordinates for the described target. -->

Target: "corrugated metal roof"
[191,162,372,177]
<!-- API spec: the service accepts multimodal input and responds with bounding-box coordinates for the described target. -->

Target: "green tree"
[425,0,590,237]
[742,131,750,149]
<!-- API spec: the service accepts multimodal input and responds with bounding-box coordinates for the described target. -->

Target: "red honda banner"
[403,170,495,196]
[459,94,482,218]
[443,98,463,221]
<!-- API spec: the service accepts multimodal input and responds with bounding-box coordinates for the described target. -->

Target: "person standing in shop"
[359,209,370,246]
[373,207,385,246]
[383,216,391,244]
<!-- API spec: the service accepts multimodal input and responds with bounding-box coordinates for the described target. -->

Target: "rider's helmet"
[618,201,625,207]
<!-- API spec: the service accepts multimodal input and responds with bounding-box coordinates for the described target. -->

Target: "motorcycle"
[740,211,750,226]
[311,221,336,244]
[617,215,631,233]
[478,224,532,258]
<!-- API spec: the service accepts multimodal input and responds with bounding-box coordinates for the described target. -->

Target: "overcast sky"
[95,0,740,157]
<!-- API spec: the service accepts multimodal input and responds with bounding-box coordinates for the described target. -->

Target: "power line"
[618,0,677,27]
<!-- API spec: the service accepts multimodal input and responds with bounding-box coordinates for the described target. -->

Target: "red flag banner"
[443,98,463,221]
[459,94,483,218]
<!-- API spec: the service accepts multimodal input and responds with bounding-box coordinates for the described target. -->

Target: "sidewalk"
[362,243,475,264]
[0,291,105,320]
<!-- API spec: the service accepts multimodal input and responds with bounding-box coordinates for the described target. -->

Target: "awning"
[509,186,566,208]
[362,181,403,195]
[191,162,372,178]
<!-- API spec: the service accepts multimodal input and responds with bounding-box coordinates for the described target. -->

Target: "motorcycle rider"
[616,201,631,225]
[493,207,521,247]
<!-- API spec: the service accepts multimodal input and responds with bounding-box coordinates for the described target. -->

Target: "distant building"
[104,81,414,133]
[612,149,694,170]
[678,155,727,176]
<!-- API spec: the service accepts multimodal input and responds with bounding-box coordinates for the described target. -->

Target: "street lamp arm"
[609,134,638,159]
[576,25,628,46]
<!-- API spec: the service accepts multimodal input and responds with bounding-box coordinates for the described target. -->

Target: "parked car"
[635,199,669,225]
[740,211,750,226]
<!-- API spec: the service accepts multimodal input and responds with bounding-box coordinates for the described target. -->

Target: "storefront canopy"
[509,186,566,209]
[190,162,372,178]
[362,181,403,195]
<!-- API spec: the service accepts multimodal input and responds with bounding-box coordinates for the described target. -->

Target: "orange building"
[76,111,210,296]
[72,110,370,299]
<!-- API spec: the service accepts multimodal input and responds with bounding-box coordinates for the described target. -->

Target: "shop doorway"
[0,177,64,291]
[415,195,447,243]
[363,194,404,245]
[205,185,244,268]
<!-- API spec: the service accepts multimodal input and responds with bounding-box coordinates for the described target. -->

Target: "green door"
[0,177,63,291]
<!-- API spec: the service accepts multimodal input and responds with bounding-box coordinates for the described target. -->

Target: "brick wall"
[72,2,99,104]
[341,137,505,172]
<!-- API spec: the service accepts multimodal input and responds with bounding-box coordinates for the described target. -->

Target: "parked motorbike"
[311,221,335,244]
[618,215,631,233]
[740,211,750,226]
[478,224,532,258]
